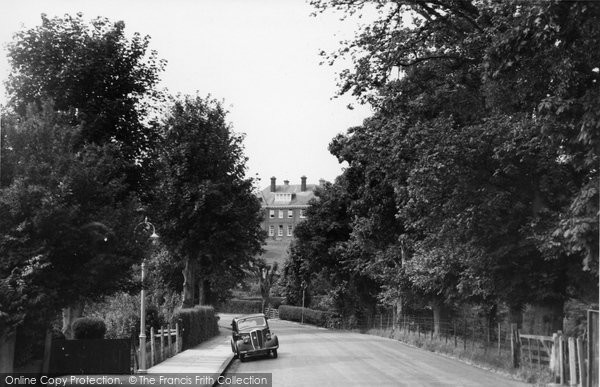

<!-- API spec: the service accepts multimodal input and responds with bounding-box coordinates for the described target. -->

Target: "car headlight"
[243,336,250,344]
[266,332,271,340]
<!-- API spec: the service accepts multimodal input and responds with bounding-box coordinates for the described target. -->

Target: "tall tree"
[307,0,598,325]
[0,103,144,339]
[5,13,166,187]
[151,95,264,308]
[2,13,165,341]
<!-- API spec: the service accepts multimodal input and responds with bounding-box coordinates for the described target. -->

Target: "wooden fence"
[264,307,279,319]
[134,323,181,371]
[515,310,599,387]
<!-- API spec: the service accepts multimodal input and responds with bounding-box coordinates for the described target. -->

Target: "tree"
[5,12,166,187]
[251,259,279,313]
[0,103,144,340]
[151,94,264,308]
[307,0,598,326]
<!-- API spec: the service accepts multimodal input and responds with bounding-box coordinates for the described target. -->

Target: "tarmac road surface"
[221,318,531,387]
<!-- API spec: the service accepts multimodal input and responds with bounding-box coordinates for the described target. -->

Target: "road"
[221,318,530,387]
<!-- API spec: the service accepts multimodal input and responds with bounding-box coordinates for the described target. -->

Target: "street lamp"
[301,280,307,325]
[134,217,158,374]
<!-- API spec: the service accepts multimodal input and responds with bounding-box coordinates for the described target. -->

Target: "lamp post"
[134,217,158,374]
[301,280,307,325]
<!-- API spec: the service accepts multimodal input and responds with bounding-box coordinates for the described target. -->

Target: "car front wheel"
[271,349,278,359]
[239,354,246,362]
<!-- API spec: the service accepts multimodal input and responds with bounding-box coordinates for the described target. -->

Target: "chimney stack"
[319,178,326,186]
[270,177,276,192]
[301,176,307,192]
[284,180,289,186]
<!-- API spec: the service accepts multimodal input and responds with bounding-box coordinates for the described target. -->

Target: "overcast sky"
[0,0,374,188]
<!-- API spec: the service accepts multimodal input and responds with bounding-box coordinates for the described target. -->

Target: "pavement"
[144,313,237,386]
[58,313,237,387]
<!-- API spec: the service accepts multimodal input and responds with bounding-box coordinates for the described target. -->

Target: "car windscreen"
[237,316,266,330]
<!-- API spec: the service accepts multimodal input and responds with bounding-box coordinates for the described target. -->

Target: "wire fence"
[329,312,517,358]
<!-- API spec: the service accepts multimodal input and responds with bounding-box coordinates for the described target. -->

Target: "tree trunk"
[0,328,16,373]
[198,279,207,305]
[181,258,196,308]
[62,302,83,339]
[395,296,403,328]
[431,299,445,336]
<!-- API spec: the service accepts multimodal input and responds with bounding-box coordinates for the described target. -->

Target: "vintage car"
[230,313,279,361]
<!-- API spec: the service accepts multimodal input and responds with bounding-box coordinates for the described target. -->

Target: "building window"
[287,225,293,236]
[288,209,293,218]
[278,225,283,236]
[268,225,274,236]
[269,209,275,219]
[300,209,307,218]
[278,209,284,219]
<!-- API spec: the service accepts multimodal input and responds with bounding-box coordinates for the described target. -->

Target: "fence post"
[536,338,541,371]
[160,327,165,362]
[577,337,586,387]
[511,323,520,368]
[150,327,155,367]
[498,323,501,356]
[472,323,476,349]
[454,321,457,347]
[167,323,172,356]
[568,337,577,387]
[558,331,565,385]
[463,320,467,351]
[176,323,181,353]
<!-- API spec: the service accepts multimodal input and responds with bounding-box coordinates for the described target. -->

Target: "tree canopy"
[284,0,598,323]
[151,94,265,307]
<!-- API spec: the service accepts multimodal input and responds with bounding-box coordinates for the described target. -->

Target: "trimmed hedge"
[219,299,263,314]
[72,317,107,339]
[173,306,219,350]
[278,305,336,327]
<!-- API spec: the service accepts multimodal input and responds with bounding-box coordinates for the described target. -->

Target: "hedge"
[173,306,219,350]
[72,317,107,339]
[278,305,336,327]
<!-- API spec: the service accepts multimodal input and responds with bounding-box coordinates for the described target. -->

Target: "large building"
[257,176,322,264]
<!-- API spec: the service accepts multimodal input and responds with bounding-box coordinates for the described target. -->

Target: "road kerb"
[211,351,235,387]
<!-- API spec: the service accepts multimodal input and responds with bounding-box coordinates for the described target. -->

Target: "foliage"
[298,0,599,322]
[173,306,219,350]
[1,13,165,335]
[151,94,265,306]
[218,299,263,314]
[5,12,166,166]
[0,104,144,333]
[72,317,106,339]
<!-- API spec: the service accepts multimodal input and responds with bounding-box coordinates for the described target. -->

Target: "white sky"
[0,0,374,187]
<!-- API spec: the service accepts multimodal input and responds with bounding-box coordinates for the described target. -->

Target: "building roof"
[258,183,319,207]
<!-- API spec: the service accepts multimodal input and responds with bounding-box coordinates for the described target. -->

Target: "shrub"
[269,297,284,309]
[278,305,335,327]
[173,306,219,350]
[219,299,263,314]
[72,317,106,339]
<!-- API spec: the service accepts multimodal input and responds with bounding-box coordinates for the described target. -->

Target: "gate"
[49,338,131,374]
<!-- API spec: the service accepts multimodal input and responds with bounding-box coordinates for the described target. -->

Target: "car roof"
[233,313,266,322]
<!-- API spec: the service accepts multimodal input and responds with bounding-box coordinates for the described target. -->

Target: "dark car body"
[230,314,279,361]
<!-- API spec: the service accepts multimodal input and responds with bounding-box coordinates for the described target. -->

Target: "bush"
[219,299,263,314]
[269,297,284,309]
[72,317,106,339]
[278,305,335,327]
[173,306,219,350]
